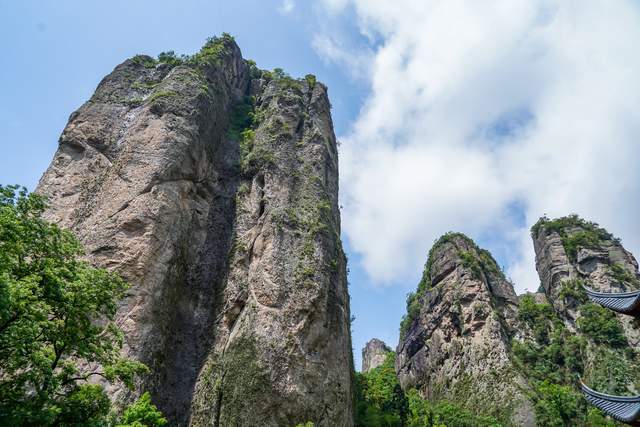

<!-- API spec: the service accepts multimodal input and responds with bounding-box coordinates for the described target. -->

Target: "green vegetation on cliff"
[354,353,502,427]
[513,293,636,426]
[0,186,165,426]
[531,215,619,262]
[400,232,505,340]
[354,353,405,426]
[133,33,237,70]
[396,226,639,426]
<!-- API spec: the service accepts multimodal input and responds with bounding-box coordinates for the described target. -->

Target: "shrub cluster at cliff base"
[0,186,166,426]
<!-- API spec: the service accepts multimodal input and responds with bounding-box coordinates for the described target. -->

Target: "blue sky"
[3,0,640,371]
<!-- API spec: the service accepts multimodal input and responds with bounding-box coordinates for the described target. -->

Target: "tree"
[117,393,166,427]
[0,185,161,426]
[354,353,406,427]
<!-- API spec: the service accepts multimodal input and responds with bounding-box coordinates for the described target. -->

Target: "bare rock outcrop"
[37,35,353,426]
[395,233,534,425]
[362,339,392,372]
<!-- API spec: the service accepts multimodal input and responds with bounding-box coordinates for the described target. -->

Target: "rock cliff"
[529,215,640,396]
[395,233,534,425]
[361,339,392,372]
[37,35,353,426]
[532,214,640,346]
[396,218,640,425]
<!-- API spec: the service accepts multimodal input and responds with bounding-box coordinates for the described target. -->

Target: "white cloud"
[312,34,373,80]
[279,0,295,15]
[320,0,349,14]
[318,0,640,292]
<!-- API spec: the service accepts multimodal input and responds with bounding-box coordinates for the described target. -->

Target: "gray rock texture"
[362,338,392,372]
[37,36,353,426]
[395,233,534,426]
[532,216,640,346]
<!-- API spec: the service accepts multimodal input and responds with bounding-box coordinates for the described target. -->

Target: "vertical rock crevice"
[190,73,352,427]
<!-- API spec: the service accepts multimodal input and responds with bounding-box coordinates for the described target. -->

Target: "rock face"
[397,219,640,424]
[37,35,353,426]
[529,215,640,399]
[395,233,534,425]
[362,339,392,372]
[532,215,640,346]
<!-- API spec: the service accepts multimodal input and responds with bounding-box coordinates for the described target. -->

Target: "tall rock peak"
[396,232,533,425]
[37,35,352,426]
[362,338,392,372]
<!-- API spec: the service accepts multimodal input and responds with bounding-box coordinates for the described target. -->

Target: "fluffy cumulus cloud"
[316,0,640,291]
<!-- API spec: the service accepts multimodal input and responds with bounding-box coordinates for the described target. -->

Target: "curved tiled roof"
[581,382,640,425]
[584,286,640,316]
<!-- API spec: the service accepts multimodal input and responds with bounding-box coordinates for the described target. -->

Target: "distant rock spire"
[362,338,392,372]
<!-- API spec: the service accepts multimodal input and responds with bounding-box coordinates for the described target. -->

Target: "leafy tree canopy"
[0,185,165,426]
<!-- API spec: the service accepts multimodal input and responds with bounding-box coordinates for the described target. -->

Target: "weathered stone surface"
[533,217,640,346]
[362,338,392,372]
[37,37,352,426]
[396,233,534,426]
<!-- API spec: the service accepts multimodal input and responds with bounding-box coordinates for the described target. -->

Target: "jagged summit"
[400,232,518,340]
[361,338,392,372]
[37,35,352,427]
[396,232,532,425]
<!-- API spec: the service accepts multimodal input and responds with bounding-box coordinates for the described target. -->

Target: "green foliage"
[513,291,631,425]
[531,215,618,262]
[131,81,159,91]
[533,381,582,427]
[241,132,275,175]
[587,347,639,395]
[355,354,406,427]
[227,96,255,141]
[585,408,619,427]
[188,33,235,67]
[156,50,185,67]
[263,67,304,91]
[577,303,627,347]
[224,95,276,175]
[147,90,177,103]
[405,389,502,427]
[516,305,581,387]
[609,263,640,287]
[459,250,483,280]
[517,294,556,344]
[562,231,602,262]
[133,34,238,72]
[117,392,167,427]
[131,55,157,68]
[245,59,262,79]
[558,279,588,305]
[0,185,161,426]
[399,292,421,340]
[355,353,504,426]
[304,74,317,88]
[529,381,616,426]
[55,384,111,427]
